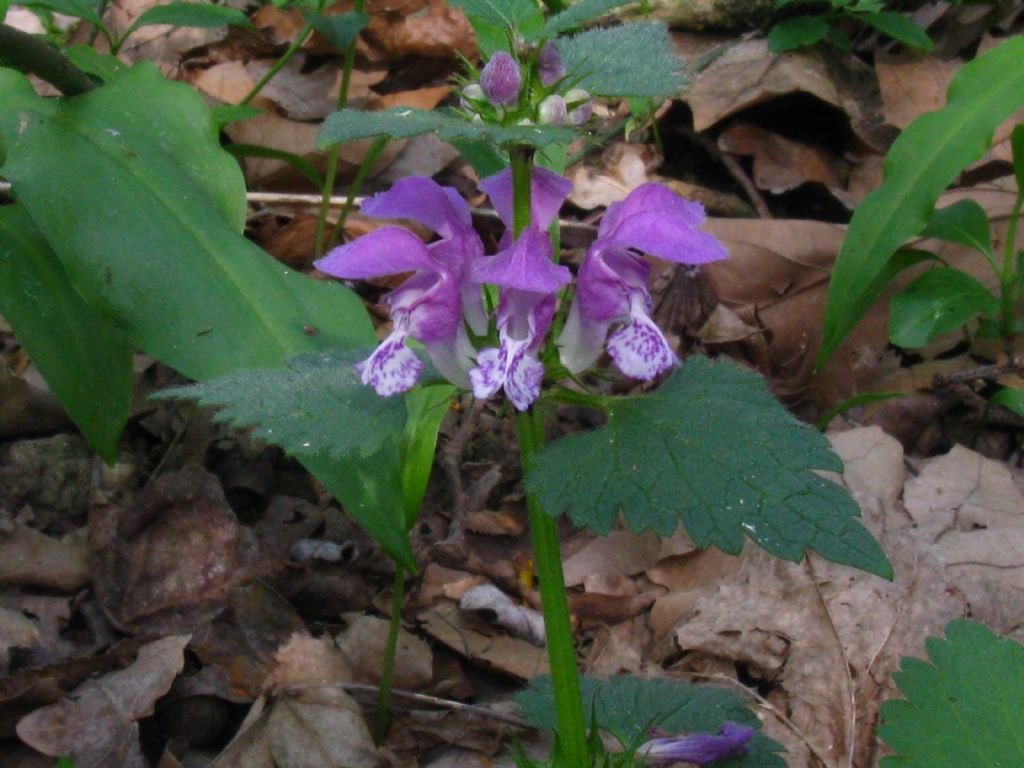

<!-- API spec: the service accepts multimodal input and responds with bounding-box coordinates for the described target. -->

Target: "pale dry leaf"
[0,608,39,671]
[267,687,382,768]
[108,0,232,73]
[562,530,663,588]
[418,601,549,680]
[16,635,190,767]
[335,613,433,689]
[0,524,90,592]
[210,697,275,768]
[459,584,545,647]
[567,144,651,211]
[268,632,354,694]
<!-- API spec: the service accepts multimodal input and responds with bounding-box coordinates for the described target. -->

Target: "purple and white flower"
[479,165,573,235]
[469,227,571,411]
[480,52,522,107]
[557,183,728,380]
[639,722,755,766]
[314,177,485,396]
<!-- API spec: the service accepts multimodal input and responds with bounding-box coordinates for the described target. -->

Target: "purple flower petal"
[640,722,755,766]
[356,324,424,396]
[601,212,729,265]
[479,167,574,231]
[468,337,544,411]
[539,41,566,86]
[471,227,570,294]
[606,293,676,380]
[362,176,473,237]
[480,52,521,106]
[315,228,434,279]
[557,299,612,374]
[469,347,504,400]
[600,183,706,239]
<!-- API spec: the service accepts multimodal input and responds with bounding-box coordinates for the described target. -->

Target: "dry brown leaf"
[0,609,39,671]
[418,601,548,680]
[16,635,190,768]
[335,614,433,689]
[567,144,653,211]
[210,697,275,768]
[459,585,545,647]
[0,524,89,592]
[267,687,382,768]
[562,531,663,588]
[685,40,890,150]
[268,633,354,694]
[363,0,475,60]
[107,0,230,73]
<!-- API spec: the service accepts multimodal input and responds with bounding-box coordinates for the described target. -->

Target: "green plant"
[767,0,932,53]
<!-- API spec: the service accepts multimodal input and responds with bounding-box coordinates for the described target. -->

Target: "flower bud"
[480,52,522,107]
[460,83,485,110]
[538,41,565,87]
[565,88,592,125]
[537,94,568,126]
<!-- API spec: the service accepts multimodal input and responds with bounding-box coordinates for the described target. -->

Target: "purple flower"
[538,41,565,86]
[469,228,571,410]
[640,722,755,766]
[479,165,573,234]
[557,183,728,379]
[480,52,522,106]
[315,177,485,396]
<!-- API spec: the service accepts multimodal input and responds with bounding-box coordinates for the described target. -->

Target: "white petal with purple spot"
[607,297,676,380]
[356,328,424,396]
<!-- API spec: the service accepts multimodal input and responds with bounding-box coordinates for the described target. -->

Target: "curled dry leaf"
[0,524,90,592]
[16,635,190,768]
[90,466,262,634]
[363,0,476,60]
[335,613,433,690]
[459,584,546,647]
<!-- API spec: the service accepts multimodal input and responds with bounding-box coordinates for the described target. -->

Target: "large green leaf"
[818,35,1024,365]
[889,267,999,348]
[879,620,1024,767]
[517,675,786,767]
[558,21,684,97]
[317,107,574,150]
[447,0,543,35]
[0,63,414,570]
[526,357,891,577]
[155,350,405,459]
[301,10,368,52]
[0,205,133,463]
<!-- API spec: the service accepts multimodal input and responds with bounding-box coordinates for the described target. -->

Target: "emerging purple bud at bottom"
[480,52,522,106]
[565,88,593,125]
[538,41,566,86]
[639,722,755,766]
[538,94,568,126]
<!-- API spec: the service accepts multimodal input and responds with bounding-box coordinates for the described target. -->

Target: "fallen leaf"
[363,0,475,60]
[268,632,355,694]
[335,613,433,689]
[16,635,190,768]
[459,584,545,647]
[267,687,382,768]
[0,524,89,592]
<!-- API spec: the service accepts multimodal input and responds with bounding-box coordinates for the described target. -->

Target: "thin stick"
[675,124,772,219]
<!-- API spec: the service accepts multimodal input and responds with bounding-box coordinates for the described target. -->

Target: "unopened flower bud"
[565,88,592,125]
[538,41,565,86]
[460,83,485,110]
[537,94,567,125]
[480,52,522,106]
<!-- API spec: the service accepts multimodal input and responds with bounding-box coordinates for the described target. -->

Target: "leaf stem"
[0,24,95,95]
[315,0,366,257]
[1000,188,1024,342]
[374,567,406,743]
[324,135,388,252]
[239,23,315,106]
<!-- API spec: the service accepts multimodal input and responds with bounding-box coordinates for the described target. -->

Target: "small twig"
[675,124,772,219]
[932,357,1024,388]
[687,672,839,768]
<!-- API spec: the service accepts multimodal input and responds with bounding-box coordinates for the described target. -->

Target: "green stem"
[517,411,588,768]
[374,567,407,743]
[509,144,588,768]
[324,135,389,251]
[0,24,95,95]
[1000,188,1024,342]
[239,23,315,106]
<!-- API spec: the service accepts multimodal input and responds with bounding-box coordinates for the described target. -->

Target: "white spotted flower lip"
[314,177,484,396]
[557,183,729,380]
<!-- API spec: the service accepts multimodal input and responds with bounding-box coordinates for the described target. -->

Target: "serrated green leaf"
[1012,124,1024,193]
[766,15,831,52]
[302,10,368,51]
[921,199,993,259]
[155,350,403,459]
[0,204,132,463]
[126,2,251,34]
[65,45,125,83]
[889,267,998,348]
[518,676,786,767]
[317,107,574,150]
[990,386,1024,418]
[558,21,683,98]
[879,620,1024,767]
[858,11,933,51]
[542,0,631,36]
[818,35,1024,366]
[448,0,543,34]
[526,357,891,577]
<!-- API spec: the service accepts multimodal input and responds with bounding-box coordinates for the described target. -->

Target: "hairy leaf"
[317,107,574,150]
[766,16,831,52]
[301,10,368,51]
[818,35,1024,365]
[889,268,999,348]
[526,357,891,577]
[879,620,1024,767]
[558,21,684,97]
[518,675,786,766]
[0,205,132,463]
[156,350,404,459]
[542,0,631,35]
[126,2,252,34]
